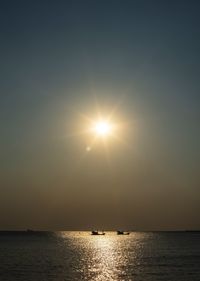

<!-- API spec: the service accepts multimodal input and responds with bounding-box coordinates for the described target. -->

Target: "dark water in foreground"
[0,231,199,281]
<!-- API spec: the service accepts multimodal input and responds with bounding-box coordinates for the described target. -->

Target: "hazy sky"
[1,0,200,230]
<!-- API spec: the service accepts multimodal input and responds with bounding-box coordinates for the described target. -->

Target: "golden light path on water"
[60,232,142,281]
[87,234,127,280]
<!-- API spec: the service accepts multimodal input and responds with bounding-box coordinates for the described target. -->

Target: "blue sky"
[0,0,200,230]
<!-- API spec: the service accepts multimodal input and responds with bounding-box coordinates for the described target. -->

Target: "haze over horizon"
[1,0,200,231]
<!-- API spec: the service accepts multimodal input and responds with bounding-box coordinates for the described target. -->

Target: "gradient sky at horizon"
[0,0,200,230]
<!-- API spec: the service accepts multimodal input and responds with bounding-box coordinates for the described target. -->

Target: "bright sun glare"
[78,107,125,152]
[93,120,112,137]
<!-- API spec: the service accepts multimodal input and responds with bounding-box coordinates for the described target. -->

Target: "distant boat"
[91,230,105,235]
[117,230,130,235]
[26,229,35,233]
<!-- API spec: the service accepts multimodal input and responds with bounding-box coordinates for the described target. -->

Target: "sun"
[93,120,112,137]
[92,120,113,137]
[75,107,129,155]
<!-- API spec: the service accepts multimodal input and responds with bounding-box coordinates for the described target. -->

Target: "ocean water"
[0,231,199,281]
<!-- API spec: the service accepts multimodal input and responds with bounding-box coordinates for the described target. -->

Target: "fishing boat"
[117,230,130,235]
[91,230,105,235]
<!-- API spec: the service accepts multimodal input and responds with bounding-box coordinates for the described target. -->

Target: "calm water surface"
[0,231,199,280]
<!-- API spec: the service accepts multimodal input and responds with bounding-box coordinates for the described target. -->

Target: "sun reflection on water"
[60,231,138,281]
[89,235,120,280]
[58,232,142,281]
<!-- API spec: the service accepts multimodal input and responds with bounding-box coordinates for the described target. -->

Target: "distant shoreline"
[0,230,199,234]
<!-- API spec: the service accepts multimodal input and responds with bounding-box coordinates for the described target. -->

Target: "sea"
[0,231,199,281]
